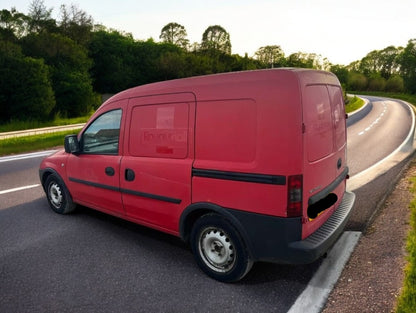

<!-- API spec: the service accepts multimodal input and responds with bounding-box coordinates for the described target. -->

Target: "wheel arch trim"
[179,202,255,257]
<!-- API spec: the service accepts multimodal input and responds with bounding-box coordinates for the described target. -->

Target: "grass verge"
[349,91,416,107]
[0,129,79,156]
[346,95,365,113]
[396,176,416,312]
[0,115,90,132]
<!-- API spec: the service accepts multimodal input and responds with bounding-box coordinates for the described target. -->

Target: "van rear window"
[304,85,334,162]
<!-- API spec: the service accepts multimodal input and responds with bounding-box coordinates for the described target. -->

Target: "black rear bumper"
[228,191,356,264]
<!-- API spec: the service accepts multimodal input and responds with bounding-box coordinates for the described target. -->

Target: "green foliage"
[2,2,416,127]
[347,72,368,91]
[386,75,405,93]
[367,73,386,92]
[396,176,416,313]
[255,45,285,68]
[201,25,231,55]
[345,96,364,113]
[88,29,137,93]
[21,32,99,117]
[0,40,55,122]
[398,39,416,94]
[0,114,89,132]
[0,129,79,156]
[330,65,349,85]
[159,22,189,50]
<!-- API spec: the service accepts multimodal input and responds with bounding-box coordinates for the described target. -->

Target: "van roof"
[103,68,340,106]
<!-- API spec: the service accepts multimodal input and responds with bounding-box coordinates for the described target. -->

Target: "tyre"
[44,174,76,214]
[190,214,253,282]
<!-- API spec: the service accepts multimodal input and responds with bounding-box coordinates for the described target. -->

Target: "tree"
[398,39,416,93]
[201,25,231,54]
[89,29,137,93]
[27,0,56,33]
[378,46,402,79]
[330,64,349,85]
[255,45,285,68]
[385,75,404,93]
[159,22,189,50]
[347,71,368,91]
[0,8,29,40]
[286,52,315,68]
[58,4,94,46]
[0,40,55,122]
[21,32,99,116]
[367,73,386,91]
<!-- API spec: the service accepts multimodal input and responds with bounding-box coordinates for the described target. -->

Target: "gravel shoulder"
[322,162,415,313]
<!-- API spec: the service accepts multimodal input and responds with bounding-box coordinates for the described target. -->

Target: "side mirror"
[64,134,80,154]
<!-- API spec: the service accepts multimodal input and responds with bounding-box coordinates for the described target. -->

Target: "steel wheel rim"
[198,227,236,273]
[48,182,63,209]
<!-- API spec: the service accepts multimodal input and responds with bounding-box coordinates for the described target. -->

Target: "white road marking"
[0,150,57,163]
[0,184,41,195]
[288,231,361,313]
[358,102,387,136]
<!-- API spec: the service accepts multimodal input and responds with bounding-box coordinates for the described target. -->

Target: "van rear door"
[302,83,347,239]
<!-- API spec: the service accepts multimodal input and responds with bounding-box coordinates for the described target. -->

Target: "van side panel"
[192,73,303,217]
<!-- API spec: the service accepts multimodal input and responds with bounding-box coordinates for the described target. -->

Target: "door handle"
[105,167,115,176]
[125,169,135,182]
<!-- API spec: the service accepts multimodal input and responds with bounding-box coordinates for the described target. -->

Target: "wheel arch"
[39,168,59,192]
[179,202,254,257]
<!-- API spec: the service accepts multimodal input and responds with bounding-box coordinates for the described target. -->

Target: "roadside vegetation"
[0,129,79,155]
[350,91,416,107]
[345,96,365,113]
[2,1,416,129]
[0,114,89,132]
[396,176,416,312]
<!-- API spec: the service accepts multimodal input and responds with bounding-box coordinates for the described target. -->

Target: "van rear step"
[288,191,356,264]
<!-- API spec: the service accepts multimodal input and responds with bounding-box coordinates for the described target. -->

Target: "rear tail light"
[287,175,303,217]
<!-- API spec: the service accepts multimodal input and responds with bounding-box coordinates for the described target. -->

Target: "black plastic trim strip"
[69,177,119,191]
[192,168,286,185]
[120,188,181,204]
[308,167,349,205]
[68,177,181,204]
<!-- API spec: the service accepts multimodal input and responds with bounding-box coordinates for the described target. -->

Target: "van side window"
[129,103,189,158]
[82,109,122,154]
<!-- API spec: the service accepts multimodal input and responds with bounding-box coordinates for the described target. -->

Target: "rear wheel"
[45,174,76,214]
[190,214,253,282]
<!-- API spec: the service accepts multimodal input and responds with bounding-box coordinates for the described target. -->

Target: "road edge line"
[287,231,361,313]
[0,150,57,163]
[0,184,41,195]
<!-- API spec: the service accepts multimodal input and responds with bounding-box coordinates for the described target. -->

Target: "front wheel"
[190,214,253,283]
[44,174,76,214]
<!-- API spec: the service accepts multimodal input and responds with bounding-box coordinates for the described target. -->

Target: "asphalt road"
[347,96,413,176]
[0,96,414,313]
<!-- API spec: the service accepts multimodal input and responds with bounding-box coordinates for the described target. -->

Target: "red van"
[39,68,355,282]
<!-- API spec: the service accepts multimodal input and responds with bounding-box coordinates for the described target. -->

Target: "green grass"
[346,95,365,113]
[0,115,90,132]
[0,129,80,156]
[349,91,416,107]
[396,176,416,312]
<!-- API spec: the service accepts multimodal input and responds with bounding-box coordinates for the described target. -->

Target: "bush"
[386,75,405,93]
[368,74,386,91]
[347,72,368,91]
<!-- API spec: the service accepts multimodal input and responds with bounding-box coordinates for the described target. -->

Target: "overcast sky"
[3,0,416,65]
